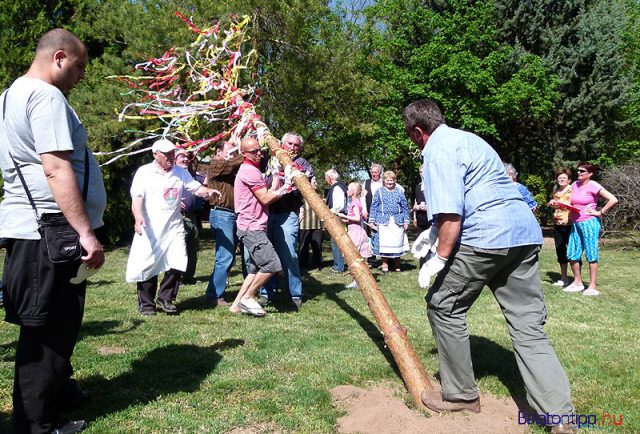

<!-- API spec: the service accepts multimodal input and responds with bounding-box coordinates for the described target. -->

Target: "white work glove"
[412,225,438,259]
[418,253,447,288]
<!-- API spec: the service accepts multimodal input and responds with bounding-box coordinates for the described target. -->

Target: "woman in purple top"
[563,162,618,296]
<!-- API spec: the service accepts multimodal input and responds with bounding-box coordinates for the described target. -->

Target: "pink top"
[347,198,364,225]
[570,180,602,223]
[234,160,269,231]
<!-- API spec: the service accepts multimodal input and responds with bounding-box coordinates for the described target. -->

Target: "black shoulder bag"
[2,89,89,263]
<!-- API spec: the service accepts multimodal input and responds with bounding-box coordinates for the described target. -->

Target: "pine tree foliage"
[494,0,639,167]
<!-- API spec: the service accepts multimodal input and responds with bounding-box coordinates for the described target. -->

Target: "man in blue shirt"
[404,100,576,434]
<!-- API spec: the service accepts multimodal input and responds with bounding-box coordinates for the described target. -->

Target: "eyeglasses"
[245,148,262,154]
[577,169,589,173]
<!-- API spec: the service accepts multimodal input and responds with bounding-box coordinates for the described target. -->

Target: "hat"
[151,139,176,153]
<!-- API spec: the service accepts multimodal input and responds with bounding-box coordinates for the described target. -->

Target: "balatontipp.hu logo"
[518,411,623,429]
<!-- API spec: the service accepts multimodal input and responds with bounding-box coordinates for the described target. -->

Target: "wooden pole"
[256,122,434,410]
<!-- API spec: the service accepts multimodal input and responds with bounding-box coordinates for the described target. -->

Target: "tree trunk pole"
[256,122,434,410]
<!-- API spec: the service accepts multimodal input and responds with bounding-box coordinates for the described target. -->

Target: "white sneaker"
[552,280,567,287]
[563,283,585,293]
[583,288,600,296]
[346,280,358,289]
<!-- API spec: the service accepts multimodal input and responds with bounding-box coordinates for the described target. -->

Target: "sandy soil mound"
[331,384,527,434]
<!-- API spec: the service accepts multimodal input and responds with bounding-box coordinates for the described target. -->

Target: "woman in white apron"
[368,171,410,273]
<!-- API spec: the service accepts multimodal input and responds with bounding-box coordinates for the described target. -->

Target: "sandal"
[238,299,267,317]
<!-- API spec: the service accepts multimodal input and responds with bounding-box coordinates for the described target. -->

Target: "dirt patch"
[331,384,526,434]
[96,346,127,355]
[228,422,282,434]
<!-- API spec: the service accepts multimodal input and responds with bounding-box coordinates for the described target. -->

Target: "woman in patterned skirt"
[368,171,410,273]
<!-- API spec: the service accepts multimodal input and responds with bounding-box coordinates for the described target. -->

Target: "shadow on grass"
[305,272,403,379]
[77,339,243,423]
[429,335,531,410]
[545,271,562,284]
[86,279,118,286]
[470,335,531,411]
[78,319,144,341]
[177,294,215,312]
[0,339,17,362]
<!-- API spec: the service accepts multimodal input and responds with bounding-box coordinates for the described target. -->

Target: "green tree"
[0,0,82,87]
[1,0,371,241]
[352,0,556,188]
[494,0,640,167]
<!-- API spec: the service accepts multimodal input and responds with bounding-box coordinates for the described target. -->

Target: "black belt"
[212,206,234,213]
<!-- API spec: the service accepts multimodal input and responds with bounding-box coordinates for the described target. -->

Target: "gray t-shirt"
[0,77,106,239]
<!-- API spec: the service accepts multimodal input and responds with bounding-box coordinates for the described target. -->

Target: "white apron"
[378,219,409,258]
[125,163,200,282]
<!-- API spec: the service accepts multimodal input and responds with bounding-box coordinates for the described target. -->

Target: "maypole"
[255,121,434,409]
[109,11,434,409]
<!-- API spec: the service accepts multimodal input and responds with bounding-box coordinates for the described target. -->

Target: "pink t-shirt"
[570,180,602,223]
[347,198,363,224]
[234,160,269,231]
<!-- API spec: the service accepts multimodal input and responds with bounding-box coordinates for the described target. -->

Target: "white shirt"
[330,184,346,213]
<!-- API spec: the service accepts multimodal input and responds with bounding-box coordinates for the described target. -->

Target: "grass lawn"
[0,234,638,433]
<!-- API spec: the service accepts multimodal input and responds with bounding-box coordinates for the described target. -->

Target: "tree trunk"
[256,122,434,410]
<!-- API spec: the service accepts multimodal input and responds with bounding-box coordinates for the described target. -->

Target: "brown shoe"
[550,423,578,434]
[421,390,481,413]
[216,298,230,307]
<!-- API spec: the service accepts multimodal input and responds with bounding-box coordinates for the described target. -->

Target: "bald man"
[0,29,106,433]
[230,138,288,316]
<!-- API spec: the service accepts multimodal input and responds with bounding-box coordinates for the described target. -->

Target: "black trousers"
[182,214,199,280]
[298,229,323,269]
[2,239,86,434]
[553,224,572,264]
[136,269,182,312]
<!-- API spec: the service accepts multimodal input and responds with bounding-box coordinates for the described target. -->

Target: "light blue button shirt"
[422,125,543,249]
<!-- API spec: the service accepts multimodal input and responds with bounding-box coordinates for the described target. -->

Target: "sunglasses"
[245,148,263,154]
[577,169,589,173]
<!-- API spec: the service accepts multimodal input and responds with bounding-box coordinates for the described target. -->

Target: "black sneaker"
[50,420,87,434]
[140,310,156,317]
[157,299,178,314]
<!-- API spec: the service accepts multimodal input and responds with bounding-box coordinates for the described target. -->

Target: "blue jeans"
[206,209,237,300]
[261,211,303,300]
[331,238,344,272]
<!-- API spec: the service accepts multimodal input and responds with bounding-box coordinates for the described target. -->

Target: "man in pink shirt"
[230,137,288,316]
